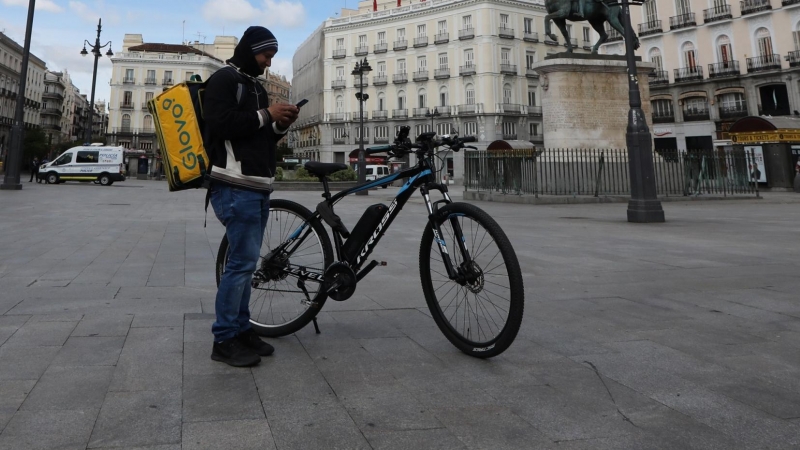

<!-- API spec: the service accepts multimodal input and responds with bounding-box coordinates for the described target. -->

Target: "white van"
[39,144,126,186]
[362,164,390,188]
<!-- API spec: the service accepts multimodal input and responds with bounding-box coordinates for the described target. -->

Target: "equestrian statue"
[544,0,640,54]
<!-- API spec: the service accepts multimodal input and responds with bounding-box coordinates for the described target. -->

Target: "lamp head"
[106,46,113,57]
[361,58,372,73]
[81,46,89,57]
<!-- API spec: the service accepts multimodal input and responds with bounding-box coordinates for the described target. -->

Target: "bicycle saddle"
[304,161,348,177]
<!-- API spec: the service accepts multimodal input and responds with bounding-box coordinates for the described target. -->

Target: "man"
[203,26,299,367]
[29,157,39,182]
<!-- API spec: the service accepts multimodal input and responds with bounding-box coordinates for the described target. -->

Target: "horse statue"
[544,0,640,54]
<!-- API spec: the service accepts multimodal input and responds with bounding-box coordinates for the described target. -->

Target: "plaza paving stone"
[0,179,798,448]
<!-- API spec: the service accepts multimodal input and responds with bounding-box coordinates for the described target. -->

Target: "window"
[398,59,406,73]
[143,115,153,130]
[394,125,405,137]
[146,70,155,82]
[121,114,131,129]
[464,49,474,67]
[794,30,800,51]
[684,97,708,113]
[466,84,475,105]
[378,92,386,110]
[185,71,194,81]
[334,128,347,139]
[645,0,658,22]
[76,151,99,163]
[398,90,405,109]
[55,153,72,165]
[418,56,427,70]
[336,38,344,49]
[463,15,472,29]
[676,0,691,16]
[417,24,426,37]
[528,89,536,106]
[756,28,773,57]
[526,52,536,69]
[649,48,663,70]
[524,18,533,33]
[336,95,344,112]
[502,122,516,136]
[356,126,369,139]
[359,35,367,46]
[415,124,432,136]
[438,20,447,33]
[682,42,697,69]
[378,31,386,43]
[375,126,389,139]
[583,27,590,42]
[145,92,154,103]
[717,36,732,65]
[500,14,509,28]
[439,53,448,69]
[436,123,452,135]
[652,99,673,116]
[336,66,345,79]
[123,91,132,104]
[464,121,477,135]
[439,87,448,106]
[529,123,539,136]
[164,70,173,82]
[503,84,512,104]
[397,28,405,39]
[418,89,426,108]
[377,61,386,75]
[125,68,134,81]
[501,48,511,65]
[719,92,745,110]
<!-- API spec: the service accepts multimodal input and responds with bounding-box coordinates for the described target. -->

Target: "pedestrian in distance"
[203,26,300,367]
[37,158,49,183]
[29,157,39,182]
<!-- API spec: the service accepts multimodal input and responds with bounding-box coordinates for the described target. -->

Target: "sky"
[0,0,360,108]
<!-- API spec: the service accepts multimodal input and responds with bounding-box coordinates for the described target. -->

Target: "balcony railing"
[413,36,428,47]
[142,104,150,110]
[41,123,62,131]
[669,13,696,30]
[434,68,450,79]
[458,104,478,115]
[374,136,390,144]
[703,4,732,23]
[372,110,388,120]
[459,28,474,40]
[650,70,670,85]
[333,137,346,145]
[41,108,62,116]
[674,66,703,82]
[719,104,748,120]
[372,75,388,85]
[758,106,791,116]
[638,20,663,36]
[708,61,740,78]
[123,77,135,84]
[413,107,429,117]
[740,0,772,15]
[113,126,133,134]
[355,45,368,56]
[393,40,408,51]
[605,26,623,42]
[528,106,543,116]
[413,70,429,81]
[459,64,476,76]
[498,26,514,38]
[144,77,157,85]
[502,134,517,140]
[683,108,710,122]
[393,72,408,84]
[392,109,408,119]
[352,111,367,121]
[374,42,388,53]
[162,78,173,86]
[787,50,800,67]
[333,48,346,59]
[652,112,675,123]
[42,92,64,101]
[544,36,559,45]
[353,77,368,87]
[500,64,517,75]
[746,54,781,72]
[525,68,540,78]
[120,102,135,109]
[331,79,346,89]
[327,112,348,122]
[499,103,523,114]
[434,32,449,44]
[523,31,539,42]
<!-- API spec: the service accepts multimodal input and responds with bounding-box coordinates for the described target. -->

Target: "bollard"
[794,171,800,193]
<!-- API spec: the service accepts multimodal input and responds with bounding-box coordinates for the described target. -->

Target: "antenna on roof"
[195,32,206,45]
[182,20,186,45]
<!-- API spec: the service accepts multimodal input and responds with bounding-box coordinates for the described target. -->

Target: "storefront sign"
[653,127,672,137]
[731,130,800,144]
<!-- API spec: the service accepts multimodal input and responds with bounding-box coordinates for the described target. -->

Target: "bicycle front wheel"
[419,202,524,358]
[216,199,333,337]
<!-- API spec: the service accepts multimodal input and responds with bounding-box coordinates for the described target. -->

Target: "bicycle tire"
[216,199,333,337]
[419,202,524,358]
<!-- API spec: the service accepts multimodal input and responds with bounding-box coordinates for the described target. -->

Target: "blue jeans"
[210,184,270,342]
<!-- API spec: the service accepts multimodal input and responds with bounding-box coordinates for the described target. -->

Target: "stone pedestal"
[533,54,655,149]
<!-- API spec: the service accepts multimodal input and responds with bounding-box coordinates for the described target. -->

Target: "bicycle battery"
[342,203,388,262]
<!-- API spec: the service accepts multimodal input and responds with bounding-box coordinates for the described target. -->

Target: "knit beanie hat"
[245,26,278,55]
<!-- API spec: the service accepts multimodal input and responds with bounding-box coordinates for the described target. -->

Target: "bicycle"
[216,126,524,358]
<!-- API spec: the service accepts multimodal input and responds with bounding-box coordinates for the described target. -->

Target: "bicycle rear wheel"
[419,202,524,358]
[216,199,333,337]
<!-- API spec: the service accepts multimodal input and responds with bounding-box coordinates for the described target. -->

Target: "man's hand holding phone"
[268,102,301,129]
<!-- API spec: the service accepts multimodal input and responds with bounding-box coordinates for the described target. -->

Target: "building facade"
[0,31,47,162]
[266,71,291,106]
[290,0,596,182]
[42,71,68,147]
[601,0,800,153]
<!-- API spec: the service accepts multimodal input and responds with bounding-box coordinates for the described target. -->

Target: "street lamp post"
[0,0,36,191]
[80,18,113,144]
[425,106,440,132]
[352,57,372,195]
[621,0,665,223]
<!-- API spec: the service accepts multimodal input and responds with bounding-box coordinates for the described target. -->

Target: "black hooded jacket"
[202,35,284,192]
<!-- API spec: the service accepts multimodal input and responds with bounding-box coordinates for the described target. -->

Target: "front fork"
[421,183,473,283]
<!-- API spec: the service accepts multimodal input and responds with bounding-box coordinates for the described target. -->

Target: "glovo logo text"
[161,97,198,171]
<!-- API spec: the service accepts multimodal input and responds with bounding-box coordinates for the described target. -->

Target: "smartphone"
[296,99,309,108]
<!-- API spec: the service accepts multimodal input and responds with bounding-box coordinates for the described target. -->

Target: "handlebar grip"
[364,145,393,155]
[461,136,477,143]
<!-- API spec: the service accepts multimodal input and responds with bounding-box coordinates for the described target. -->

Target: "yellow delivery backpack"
[148,77,209,191]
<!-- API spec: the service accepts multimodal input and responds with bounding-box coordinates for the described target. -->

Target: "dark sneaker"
[211,338,261,367]
[236,328,275,356]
